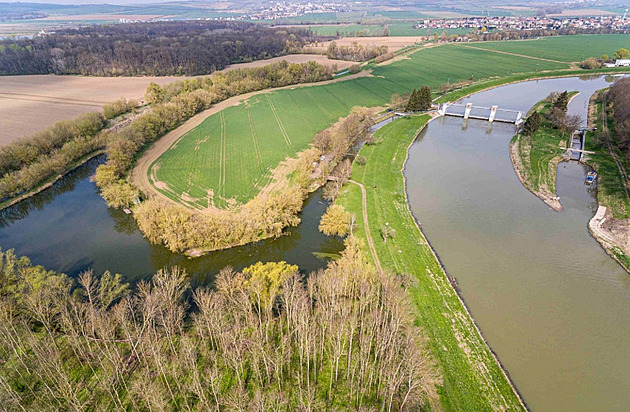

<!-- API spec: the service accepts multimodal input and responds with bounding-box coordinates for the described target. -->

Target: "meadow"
[335,115,526,411]
[150,41,571,209]
[469,34,630,62]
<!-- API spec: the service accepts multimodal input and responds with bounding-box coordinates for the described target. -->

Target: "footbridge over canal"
[439,102,524,125]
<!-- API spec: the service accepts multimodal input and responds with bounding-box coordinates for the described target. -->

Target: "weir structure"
[438,102,524,125]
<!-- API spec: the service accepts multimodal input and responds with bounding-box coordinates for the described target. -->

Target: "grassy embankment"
[335,115,526,411]
[509,92,579,210]
[586,90,630,271]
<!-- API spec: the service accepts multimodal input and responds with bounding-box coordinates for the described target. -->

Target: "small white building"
[610,59,630,67]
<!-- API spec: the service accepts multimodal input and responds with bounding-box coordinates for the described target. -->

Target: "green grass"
[307,23,474,37]
[306,24,387,37]
[335,116,525,411]
[468,34,630,62]
[152,42,573,209]
[586,91,630,219]
[517,93,578,194]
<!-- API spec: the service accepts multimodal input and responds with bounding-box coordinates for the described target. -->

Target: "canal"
[405,74,630,411]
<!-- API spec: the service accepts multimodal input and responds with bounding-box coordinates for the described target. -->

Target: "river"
[405,75,630,411]
[0,157,343,285]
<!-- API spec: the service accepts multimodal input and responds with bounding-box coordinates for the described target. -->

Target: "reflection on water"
[405,75,630,411]
[0,156,342,285]
[0,156,105,227]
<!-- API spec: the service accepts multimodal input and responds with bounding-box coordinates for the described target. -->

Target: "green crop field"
[305,23,474,37]
[306,24,387,37]
[389,24,473,36]
[469,34,630,62]
[150,39,581,209]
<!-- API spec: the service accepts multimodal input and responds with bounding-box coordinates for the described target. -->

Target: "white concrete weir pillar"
[489,105,498,122]
[515,111,523,125]
[463,103,473,119]
[438,103,450,116]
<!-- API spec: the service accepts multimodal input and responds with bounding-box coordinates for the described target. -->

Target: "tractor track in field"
[288,93,315,133]
[218,111,226,198]
[305,88,334,120]
[458,44,569,65]
[247,108,264,172]
[266,95,293,148]
[130,71,372,206]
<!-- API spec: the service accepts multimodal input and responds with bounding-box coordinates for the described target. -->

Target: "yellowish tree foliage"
[242,261,298,307]
[319,204,350,236]
[99,181,139,209]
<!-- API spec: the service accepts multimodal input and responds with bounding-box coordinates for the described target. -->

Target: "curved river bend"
[2,74,629,410]
[405,75,630,411]
[0,158,342,285]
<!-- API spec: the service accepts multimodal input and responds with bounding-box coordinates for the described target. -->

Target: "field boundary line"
[305,88,334,120]
[457,44,569,64]
[288,93,315,133]
[131,71,371,208]
[247,107,264,172]
[266,95,293,148]
[218,111,226,198]
[323,87,351,110]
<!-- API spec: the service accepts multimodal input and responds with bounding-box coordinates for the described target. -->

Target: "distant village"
[237,2,347,21]
[413,15,630,32]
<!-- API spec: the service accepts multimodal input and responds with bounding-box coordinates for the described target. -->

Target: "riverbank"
[586,89,630,273]
[508,92,580,211]
[335,114,526,411]
[0,149,105,212]
[436,67,630,104]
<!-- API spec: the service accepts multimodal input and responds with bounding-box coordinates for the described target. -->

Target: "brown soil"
[589,206,630,270]
[225,54,355,71]
[0,75,187,145]
[509,136,563,211]
[310,36,425,53]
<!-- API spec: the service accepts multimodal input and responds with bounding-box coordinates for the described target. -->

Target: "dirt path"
[587,91,630,272]
[348,179,383,274]
[458,44,569,64]
[131,71,371,202]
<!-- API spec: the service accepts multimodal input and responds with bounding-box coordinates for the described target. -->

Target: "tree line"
[607,77,630,163]
[0,59,333,209]
[129,107,376,254]
[0,112,107,203]
[406,86,432,112]
[0,239,439,410]
[522,91,581,137]
[326,41,389,62]
[0,21,313,76]
[94,60,335,212]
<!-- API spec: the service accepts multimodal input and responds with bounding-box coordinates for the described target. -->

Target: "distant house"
[606,59,630,67]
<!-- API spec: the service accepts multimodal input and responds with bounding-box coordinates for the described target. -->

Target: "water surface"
[0,157,342,285]
[405,75,630,411]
